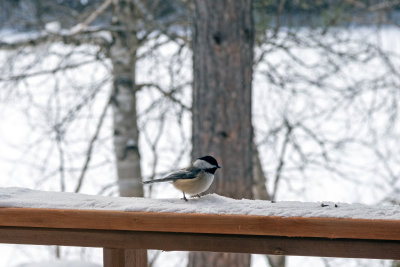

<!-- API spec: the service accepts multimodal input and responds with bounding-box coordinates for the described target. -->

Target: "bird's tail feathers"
[142,177,175,184]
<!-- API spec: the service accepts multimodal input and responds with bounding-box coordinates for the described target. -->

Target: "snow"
[18,260,100,267]
[44,22,61,33]
[1,26,399,267]
[1,187,399,220]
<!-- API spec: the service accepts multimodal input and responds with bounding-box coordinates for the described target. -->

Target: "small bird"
[143,155,221,201]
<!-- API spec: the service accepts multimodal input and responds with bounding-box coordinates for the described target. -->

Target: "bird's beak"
[217,165,221,168]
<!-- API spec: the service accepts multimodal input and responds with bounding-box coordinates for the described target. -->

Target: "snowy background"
[1,8,400,267]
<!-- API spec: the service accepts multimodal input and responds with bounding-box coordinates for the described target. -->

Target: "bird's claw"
[321,203,339,208]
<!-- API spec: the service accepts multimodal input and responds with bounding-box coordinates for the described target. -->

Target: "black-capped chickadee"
[143,155,221,201]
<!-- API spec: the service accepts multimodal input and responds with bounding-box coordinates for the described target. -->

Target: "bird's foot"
[182,192,188,202]
[191,194,201,198]
[321,203,339,208]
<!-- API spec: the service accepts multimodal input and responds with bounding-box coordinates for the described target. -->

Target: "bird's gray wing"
[143,167,201,184]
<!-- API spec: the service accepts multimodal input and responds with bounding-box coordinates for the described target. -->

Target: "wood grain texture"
[0,227,399,259]
[125,249,147,267]
[104,248,147,267]
[0,208,399,241]
[104,248,125,267]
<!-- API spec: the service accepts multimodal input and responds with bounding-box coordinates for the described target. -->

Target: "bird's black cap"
[198,155,221,168]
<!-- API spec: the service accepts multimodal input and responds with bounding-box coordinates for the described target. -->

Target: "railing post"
[103,248,147,267]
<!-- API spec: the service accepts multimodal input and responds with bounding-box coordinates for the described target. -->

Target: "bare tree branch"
[271,118,292,201]
[74,95,111,193]
[70,0,113,35]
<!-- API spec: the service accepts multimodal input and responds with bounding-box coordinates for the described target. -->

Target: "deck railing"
[0,207,399,266]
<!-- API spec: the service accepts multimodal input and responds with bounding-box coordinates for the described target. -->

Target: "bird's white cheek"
[202,173,214,190]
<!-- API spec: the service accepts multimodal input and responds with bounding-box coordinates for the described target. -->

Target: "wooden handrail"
[0,188,399,267]
[0,206,399,266]
[0,207,399,241]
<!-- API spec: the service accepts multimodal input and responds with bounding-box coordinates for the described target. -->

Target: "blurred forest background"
[1,0,400,266]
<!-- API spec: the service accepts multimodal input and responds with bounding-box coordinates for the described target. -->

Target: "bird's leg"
[182,192,188,202]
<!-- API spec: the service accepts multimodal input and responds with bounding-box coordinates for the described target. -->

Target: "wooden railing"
[0,207,399,266]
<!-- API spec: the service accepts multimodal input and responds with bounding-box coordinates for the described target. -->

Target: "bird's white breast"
[172,172,214,195]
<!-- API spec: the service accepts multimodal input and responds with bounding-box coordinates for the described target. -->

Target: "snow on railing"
[0,187,399,267]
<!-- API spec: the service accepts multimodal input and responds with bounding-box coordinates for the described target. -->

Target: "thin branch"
[56,133,66,192]
[74,96,111,193]
[272,0,287,38]
[0,30,111,51]
[137,83,191,111]
[70,0,113,35]
[252,141,271,200]
[0,60,98,81]
[271,119,293,201]
[132,0,189,44]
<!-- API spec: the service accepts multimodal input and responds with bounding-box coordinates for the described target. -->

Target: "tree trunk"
[110,0,143,198]
[110,1,147,264]
[189,0,254,266]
